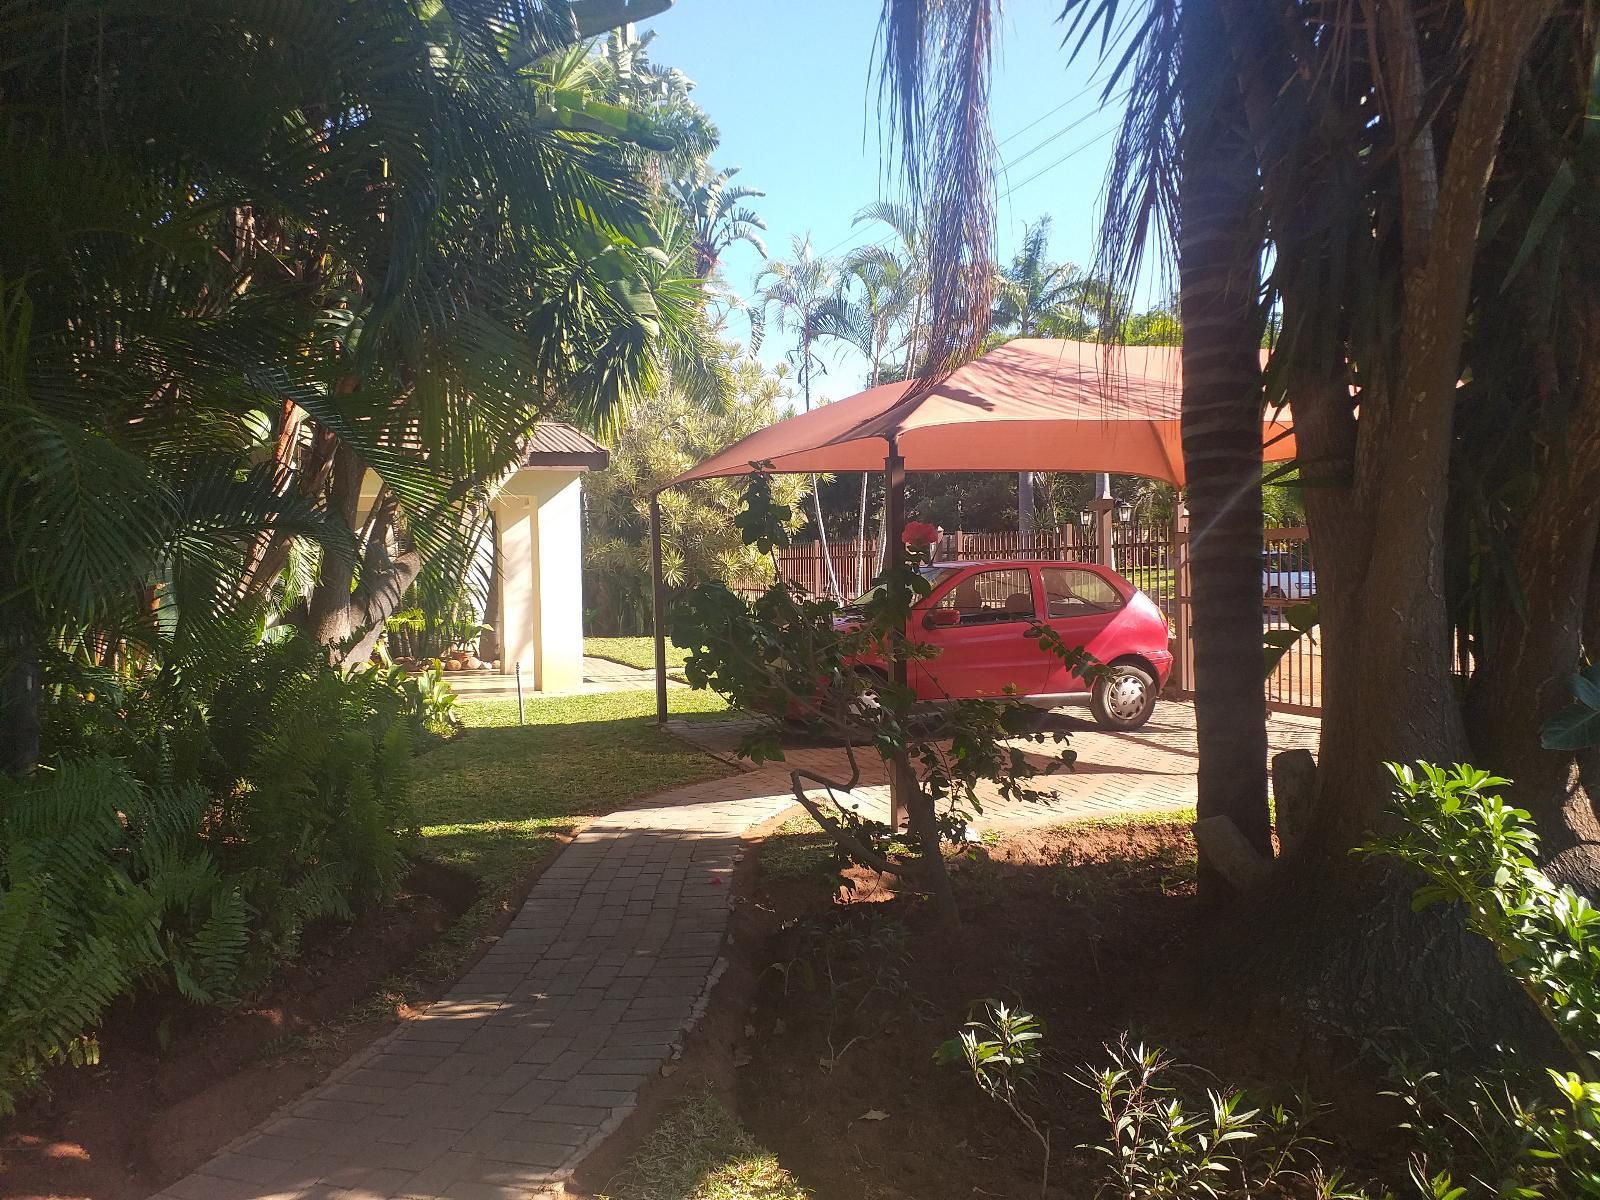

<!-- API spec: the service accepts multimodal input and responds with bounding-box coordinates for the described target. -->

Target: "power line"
[998,123,1118,199]
[811,86,1118,262]
[994,94,1116,175]
[993,77,1103,148]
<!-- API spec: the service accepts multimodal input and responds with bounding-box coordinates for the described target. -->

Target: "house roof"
[523,423,609,471]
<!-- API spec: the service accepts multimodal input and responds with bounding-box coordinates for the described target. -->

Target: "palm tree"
[0,0,710,768]
[880,0,1273,891]
[757,236,842,594]
[850,200,931,373]
[991,217,1102,339]
[672,164,769,278]
[814,244,919,589]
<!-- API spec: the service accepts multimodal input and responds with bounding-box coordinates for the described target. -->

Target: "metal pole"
[650,494,669,726]
[883,438,908,830]
[515,660,525,725]
[1018,471,1034,554]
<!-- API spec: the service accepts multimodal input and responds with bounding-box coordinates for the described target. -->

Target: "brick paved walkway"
[152,775,796,1200]
[671,699,1321,828]
[157,700,1317,1200]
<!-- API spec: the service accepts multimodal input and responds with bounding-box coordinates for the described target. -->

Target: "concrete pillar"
[1093,472,1115,569]
[494,469,586,692]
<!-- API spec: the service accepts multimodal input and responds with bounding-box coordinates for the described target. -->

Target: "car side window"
[1041,567,1123,617]
[933,569,1036,625]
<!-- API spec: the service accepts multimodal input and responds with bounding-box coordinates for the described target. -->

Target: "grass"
[601,1090,809,1200]
[585,636,690,673]
[759,814,845,882]
[414,687,731,894]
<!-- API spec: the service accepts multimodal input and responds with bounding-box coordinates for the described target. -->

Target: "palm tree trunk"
[1177,0,1272,900]
[858,344,882,591]
[802,338,841,596]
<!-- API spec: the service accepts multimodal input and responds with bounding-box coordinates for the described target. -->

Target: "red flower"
[902,520,940,547]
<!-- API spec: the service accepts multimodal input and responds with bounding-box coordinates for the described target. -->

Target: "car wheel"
[1091,663,1158,730]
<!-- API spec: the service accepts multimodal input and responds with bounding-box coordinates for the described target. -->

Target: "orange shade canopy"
[667,338,1295,489]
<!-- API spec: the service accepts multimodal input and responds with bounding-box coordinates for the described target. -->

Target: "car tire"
[1091,663,1158,730]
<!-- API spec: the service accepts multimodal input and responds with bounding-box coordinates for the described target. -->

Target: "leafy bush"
[1363,763,1600,1195]
[0,761,246,1112]
[672,475,1068,925]
[0,633,419,1110]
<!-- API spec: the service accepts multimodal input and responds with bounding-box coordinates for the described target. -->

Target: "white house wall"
[494,468,585,692]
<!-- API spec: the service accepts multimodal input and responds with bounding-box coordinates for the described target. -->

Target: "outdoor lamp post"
[1116,500,1134,525]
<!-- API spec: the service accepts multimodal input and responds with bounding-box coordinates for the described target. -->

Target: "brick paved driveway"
[671,699,1321,828]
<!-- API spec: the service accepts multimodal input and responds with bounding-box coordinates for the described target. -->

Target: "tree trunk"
[1177,0,1272,897]
[1470,315,1600,889]
[1192,0,1568,1052]
[295,443,423,666]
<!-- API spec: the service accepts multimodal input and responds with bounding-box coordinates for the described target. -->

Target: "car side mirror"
[926,608,961,628]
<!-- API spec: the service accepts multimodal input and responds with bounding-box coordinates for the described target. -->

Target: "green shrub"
[0,760,246,1112]
[1363,763,1600,1196]
[0,632,420,1109]
[206,638,419,972]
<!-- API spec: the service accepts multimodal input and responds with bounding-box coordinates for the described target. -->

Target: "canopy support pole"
[883,437,908,830]
[651,494,668,726]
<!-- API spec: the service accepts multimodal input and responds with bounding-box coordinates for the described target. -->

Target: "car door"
[1037,565,1126,692]
[909,567,1048,699]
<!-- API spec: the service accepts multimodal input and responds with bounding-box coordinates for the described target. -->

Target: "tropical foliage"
[2,632,425,1112]
[0,0,743,1107]
[584,357,809,635]
[0,0,721,770]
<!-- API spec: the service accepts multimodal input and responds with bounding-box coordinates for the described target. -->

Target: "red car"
[843,560,1173,730]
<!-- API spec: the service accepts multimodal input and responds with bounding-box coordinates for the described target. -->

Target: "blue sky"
[637,0,1135,402]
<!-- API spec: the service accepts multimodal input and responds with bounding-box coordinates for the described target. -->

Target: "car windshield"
[844,566,959,610]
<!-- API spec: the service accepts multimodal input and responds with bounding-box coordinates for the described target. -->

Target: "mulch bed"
[1,860,479,1200]
[729,821,1409,1199]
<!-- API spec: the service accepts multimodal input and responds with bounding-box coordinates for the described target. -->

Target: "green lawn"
[414,687,730,894]
[585,636,690,672]
[601,1090,809,1200]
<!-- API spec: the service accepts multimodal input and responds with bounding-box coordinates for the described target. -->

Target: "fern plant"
[0,759,247,1113]
[3,630,422,1110]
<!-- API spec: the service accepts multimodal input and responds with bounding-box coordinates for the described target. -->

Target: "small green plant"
[410,662,461,734]
[1073,1037,1339,1200]
[937,1002,1052,1195]
[939,1010,1345,1200]
[1363,762,1600,1195]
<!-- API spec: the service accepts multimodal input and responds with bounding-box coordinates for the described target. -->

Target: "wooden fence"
[737,522,1323,716]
